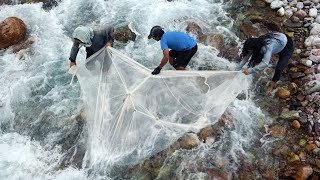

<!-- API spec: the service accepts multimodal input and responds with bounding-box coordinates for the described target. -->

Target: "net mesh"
[75,47,248,167]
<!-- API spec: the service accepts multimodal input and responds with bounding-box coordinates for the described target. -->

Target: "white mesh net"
[75,47,248,167]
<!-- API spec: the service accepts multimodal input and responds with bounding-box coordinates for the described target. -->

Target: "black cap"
[148,26,164,39]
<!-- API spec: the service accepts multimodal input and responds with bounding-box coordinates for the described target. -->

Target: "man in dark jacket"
[69,25,114,68]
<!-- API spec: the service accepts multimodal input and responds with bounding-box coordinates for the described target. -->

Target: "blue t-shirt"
[160,32,196,51]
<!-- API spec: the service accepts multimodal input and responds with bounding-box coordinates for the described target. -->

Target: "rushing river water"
[0,0,276,179]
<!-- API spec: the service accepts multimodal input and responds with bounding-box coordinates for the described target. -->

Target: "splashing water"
[0,0,274,179]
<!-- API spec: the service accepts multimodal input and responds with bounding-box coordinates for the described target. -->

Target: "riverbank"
[233,0,320,179]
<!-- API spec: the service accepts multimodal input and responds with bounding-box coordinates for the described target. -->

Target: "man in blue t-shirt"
[148,26,198,75]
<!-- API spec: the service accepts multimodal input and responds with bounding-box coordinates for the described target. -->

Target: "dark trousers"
[86,48,95,59]
[272,34,294,82]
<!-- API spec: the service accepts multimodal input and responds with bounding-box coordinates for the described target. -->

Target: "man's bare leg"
[175,66,185,70]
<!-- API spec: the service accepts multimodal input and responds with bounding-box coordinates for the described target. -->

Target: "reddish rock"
[197,126,216,143]
[239,25,259,38]
[283,164,313,180]
[0,17,27,49]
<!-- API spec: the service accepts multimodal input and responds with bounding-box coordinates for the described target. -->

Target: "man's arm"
[248,48,271,74]
[159,48,170,68]
[104,25,114,47]
[69,41,80,67]
[235,54,250,71]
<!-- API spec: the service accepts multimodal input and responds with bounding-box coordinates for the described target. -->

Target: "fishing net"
[75,47,248,167]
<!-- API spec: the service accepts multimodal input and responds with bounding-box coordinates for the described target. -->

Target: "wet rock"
[280,110,300,120]
[114,25,136,43]
[197,126,216,143]
[315,123,320,136]
[298,152,307,162]
[313,148,320,156]
[306,144,318,152]
[305,107,315,114]
[290,67,298,73]
[290,72,305,79]
[11,36,35,53]
[283,164,313,179]
[0,17,27,49]
[288,82,298,94]
[270,0,284,9]
[303,80,320,95]
[297,94,305,101]
[178,133,198,150]
[273,144,289,157]
[20,0,61,9]
[310,24,320,36]
[305,35,320,47]
[185,22,203,37]
[283,19,303,28]
[287,153,300,164]
[277,88,291,99]
[262,169,276,179]
[207,169,229,180]
[292,120,301,129]
[304,68,315,75]
[239,25,259,38]
[277,7,285,16]
[309,8,318,17]
[299,138,307,147]
[205,33,224,51]
[270,125,286,138]
[294,10,308,20]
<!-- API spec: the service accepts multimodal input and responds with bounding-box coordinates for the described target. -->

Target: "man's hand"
[152,66,161,75]
[265,81,276,96]
[70,62,76,68]
[105,43,112,48]
[242,69,249,75]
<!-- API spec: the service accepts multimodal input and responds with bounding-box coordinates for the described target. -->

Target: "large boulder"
[0,17,27,50]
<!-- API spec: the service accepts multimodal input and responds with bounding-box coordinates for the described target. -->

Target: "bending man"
[148,26,198,75]
[69,24,114,68]
[235,32,294,95]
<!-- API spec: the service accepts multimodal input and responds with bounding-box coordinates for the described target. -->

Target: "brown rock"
[270,125,286,138]
[288,83,298,94]
[306,144,317,152]
[262,169,277,180]
[114,25,136,43]
[277,88,291,99]
[292,120,301,129]
[290,72,305,79]
[206,34,224,51]
[284,164,313,180]
[304,68,315,75]
[185,22,203,37]
[273,144,289,157]
[207,169,229,180]
[178,133,198,150]
[197,126,216,143]
[239,25,259,38]
[0,17,27,49]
